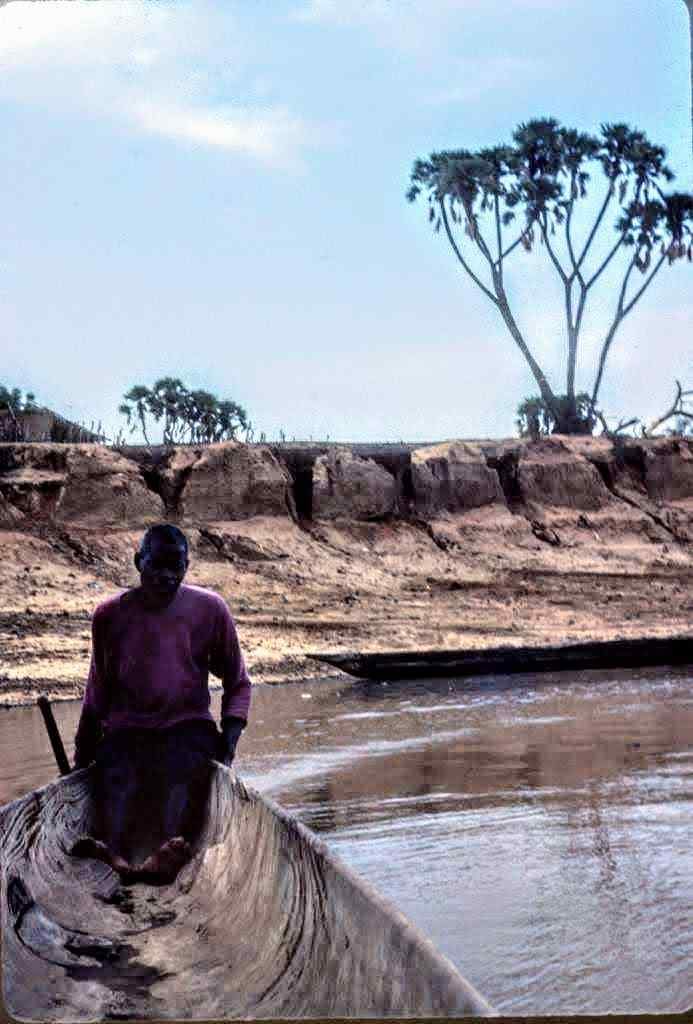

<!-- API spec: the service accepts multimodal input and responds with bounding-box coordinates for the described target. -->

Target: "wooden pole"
[37,695,71,776]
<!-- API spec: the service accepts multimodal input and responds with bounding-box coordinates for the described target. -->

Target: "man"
[72,523,251,883]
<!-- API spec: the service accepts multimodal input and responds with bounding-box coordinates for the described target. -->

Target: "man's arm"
[220,716,246,767]
[210,598,252,765]
[73,611,108,770]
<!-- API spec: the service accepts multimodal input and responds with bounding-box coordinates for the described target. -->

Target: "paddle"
[37,695,71,776]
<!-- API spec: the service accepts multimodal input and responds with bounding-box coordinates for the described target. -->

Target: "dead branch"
[644,380,693,436]
[595,410,640,438]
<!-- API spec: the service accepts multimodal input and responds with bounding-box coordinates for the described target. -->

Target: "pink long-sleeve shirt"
[76,584,251,748]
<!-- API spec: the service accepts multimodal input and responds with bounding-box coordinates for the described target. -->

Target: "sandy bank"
[0,436,691,708]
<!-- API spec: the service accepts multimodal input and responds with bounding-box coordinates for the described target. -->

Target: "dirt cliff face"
[0,444,163,526]
[516,438,613,512]
[0,492,24,528]
[312,448,397,521]
[411,442,505,517]
[0,442,298,527]
[1,436,691,537]
[0,436,691,707]
[170,443,295,522]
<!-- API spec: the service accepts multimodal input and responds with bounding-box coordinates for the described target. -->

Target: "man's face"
[137,538,188,601]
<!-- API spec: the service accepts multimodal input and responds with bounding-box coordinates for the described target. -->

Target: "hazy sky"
[1,0,691,443]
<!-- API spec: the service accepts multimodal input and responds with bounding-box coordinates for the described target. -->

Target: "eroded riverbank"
[1,435,692,707]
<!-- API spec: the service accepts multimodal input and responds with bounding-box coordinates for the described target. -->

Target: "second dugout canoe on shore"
[309,634,693,681]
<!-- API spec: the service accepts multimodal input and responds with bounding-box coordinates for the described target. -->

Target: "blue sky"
[1,0,691,442]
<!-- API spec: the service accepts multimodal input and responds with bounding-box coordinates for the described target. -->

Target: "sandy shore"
[1,511,691,709]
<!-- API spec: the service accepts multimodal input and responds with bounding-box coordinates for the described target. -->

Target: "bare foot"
[136,837,191,884]
[110,854,137,881]
[71,836,136,880]
[71,835,111,862]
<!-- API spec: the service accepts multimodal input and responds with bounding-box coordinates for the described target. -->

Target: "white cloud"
[132,47,160,69]
[428,55,550,105]
[0,1,183,68]
[0,1,320,169]
[129,100,311,168]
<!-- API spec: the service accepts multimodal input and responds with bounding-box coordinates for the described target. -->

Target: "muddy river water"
[1,667,691,1015]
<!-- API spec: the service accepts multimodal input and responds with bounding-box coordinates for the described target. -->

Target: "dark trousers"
[92,719,220,861]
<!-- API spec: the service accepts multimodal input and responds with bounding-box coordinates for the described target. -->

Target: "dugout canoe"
[309,634,693,682]
[0,765,494,1020]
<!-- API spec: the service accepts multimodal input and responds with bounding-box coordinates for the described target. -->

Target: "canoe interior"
[310,635,693,680]
[0,766,493,1021]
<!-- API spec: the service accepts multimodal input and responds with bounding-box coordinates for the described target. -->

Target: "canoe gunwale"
[247,778,496,1015]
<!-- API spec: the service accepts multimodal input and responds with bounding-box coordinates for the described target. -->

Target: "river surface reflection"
[1,666,692,1014]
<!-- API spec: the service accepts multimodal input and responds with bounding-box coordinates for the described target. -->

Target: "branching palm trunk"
[438,187,665,434]
[591,250,667,409]
[440,180,668,433]
[440,199,562,422]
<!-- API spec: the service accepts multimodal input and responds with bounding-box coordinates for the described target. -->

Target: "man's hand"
[73,708,103,774]
[220,716,246,767]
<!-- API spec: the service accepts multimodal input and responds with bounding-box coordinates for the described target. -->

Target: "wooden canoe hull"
[309,635,693,681]
[0,766,494,1020]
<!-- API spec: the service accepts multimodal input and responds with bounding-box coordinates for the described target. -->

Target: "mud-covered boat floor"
[1,511,691,707]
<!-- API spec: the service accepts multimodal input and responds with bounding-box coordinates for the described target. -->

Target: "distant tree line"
[118,378,251,446]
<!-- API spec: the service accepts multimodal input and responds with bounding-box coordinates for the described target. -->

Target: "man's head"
[135,524,189,603]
